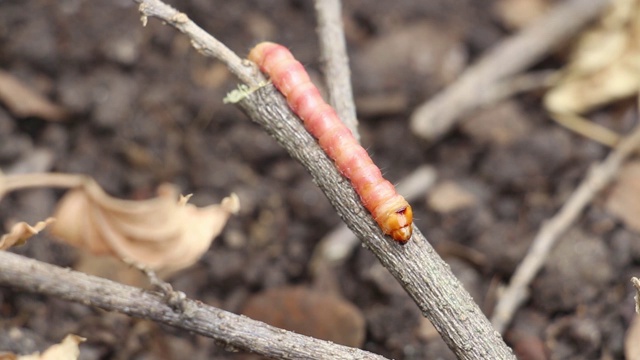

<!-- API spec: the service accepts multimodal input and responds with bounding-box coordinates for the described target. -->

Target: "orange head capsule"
[388,205,413,244]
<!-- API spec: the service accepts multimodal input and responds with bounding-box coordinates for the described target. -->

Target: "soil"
[0,0,638,359]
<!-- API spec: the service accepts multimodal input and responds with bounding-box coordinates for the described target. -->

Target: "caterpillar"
[248,42,413,244]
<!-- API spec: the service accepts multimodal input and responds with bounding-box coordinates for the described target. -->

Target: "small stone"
[241,286,365,348]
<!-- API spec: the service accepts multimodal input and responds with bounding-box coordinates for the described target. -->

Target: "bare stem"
[313,0,359,141]
[135,0,263,87]
[0,251,388,360]
[236,85,515,359]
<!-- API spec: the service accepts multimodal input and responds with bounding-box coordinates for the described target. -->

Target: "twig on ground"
[410,0,611,141]
[491,124,640,333]
[236,86,514,359]
[313,0,359,141]
[0,251,388,360]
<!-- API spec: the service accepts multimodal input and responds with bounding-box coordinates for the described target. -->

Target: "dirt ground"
[1,0,639,359]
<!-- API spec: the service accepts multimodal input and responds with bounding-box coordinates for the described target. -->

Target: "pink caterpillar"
[248,42,413,244]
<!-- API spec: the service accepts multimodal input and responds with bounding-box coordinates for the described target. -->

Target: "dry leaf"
[626,314,640,360]
[50,180,239,275]
[494,0,552,30]
[18,334,85,360]
[0,218,55,250]
[605,161,640,232]
[0,70,68,121]
[544,0,640,115]
[427,181,478,214]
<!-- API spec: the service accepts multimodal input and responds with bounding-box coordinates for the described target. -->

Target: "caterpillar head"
[385,205,413,244]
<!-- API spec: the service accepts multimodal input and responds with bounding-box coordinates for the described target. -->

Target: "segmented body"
[248,42,413,243]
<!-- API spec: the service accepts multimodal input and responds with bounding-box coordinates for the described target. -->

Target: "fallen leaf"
[427,181,478,213]
[18,334,85,360]
[50,180,239,275]
[0,70,68,121]
[605,161,640,232]
[0,218,55,250]
[494,0,552,30]
[544,0,640,115]
[626,315,640,360]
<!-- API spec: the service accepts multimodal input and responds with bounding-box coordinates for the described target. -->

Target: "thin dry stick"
[0,251,388,360]
[633,277,640,314]
[410,0,611,141]
[138,1,515,357]
[491,124,640,333]
[136,0,262,88]
[313,0,359,142]
[236,86,514,359]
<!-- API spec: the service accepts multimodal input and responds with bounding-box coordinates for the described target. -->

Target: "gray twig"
[0,251,387,360]
[313,0,359,141]
[235,85,515,359]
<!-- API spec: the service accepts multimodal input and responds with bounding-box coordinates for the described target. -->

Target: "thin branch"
[632,277,640,314]
[137,1,513,357]
[313,0,359,141]
[235,85,515,359]
[491,124,640,333]
[135,0,263,87]
[0,251,387,360]
[410,0,611,141]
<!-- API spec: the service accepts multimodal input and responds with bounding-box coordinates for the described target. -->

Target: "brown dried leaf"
[494,0,552,30]
[605,161,640,232]
[0,218,55,250]
[0,70,68,121]
[544,0,640,114]
[427,181,478,214]
[50,180,239,275]
[18,334,85,360]
[626,314,640,360]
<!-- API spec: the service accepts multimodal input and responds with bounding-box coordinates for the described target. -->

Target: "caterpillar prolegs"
[248,42,413,244]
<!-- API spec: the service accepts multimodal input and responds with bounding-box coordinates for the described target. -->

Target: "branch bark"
[235,85,514,359]
[0,251,387,360]
[140,0,513,357]
[0,0,517,358]
[313,0,359,141]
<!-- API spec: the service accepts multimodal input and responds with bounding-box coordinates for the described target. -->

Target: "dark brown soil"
[1,1,637,359]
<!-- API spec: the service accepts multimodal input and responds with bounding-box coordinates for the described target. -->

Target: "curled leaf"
[0,70,68,121]
[50,180,239,275]
[0,218,55,250]
[544,0,640,115]
[18,334,85,360]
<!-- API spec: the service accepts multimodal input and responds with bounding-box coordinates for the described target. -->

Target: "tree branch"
[313,0,359,141]
[0,251,388,360]
[234,85,514,359]
[136,0,262,87]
